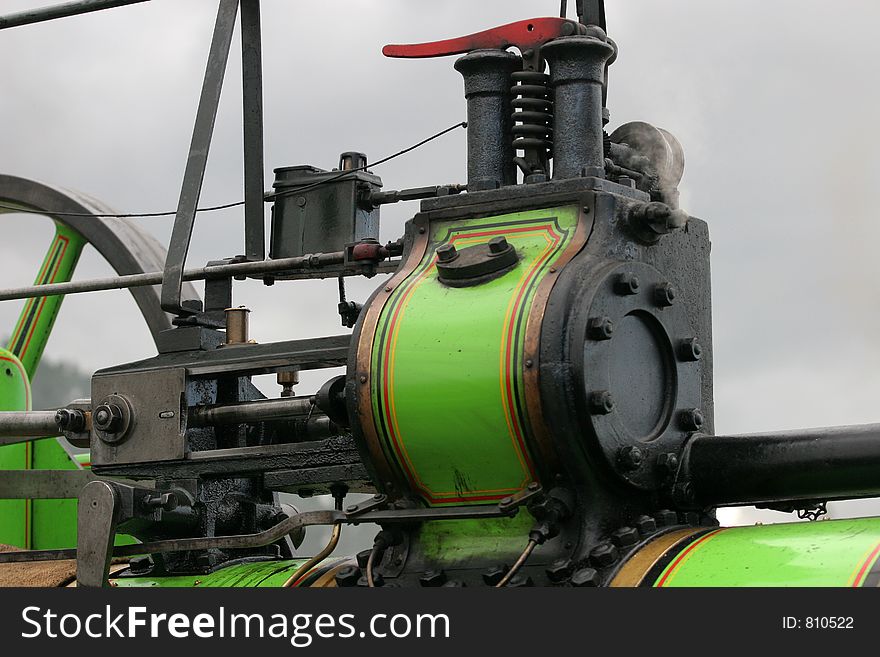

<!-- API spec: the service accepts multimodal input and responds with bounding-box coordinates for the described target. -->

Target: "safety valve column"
[454,50,519,191]
[543,27,615,179]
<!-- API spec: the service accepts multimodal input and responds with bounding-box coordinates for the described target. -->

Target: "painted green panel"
[0,348,30,547]
[113,560,315,588]
[418,512,535,567]
[371,207,579,506]
[656,518,880,587]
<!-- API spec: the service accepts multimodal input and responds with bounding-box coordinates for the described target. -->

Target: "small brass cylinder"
[225,306,251,345]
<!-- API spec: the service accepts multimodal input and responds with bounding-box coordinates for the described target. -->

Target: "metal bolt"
[614,272,641,295]
[589,542,619,568]
[680,408,705,432]
[570,567,599,587]
[93,403,123,433]
[679,510,700,526]
[55,408,84,432]
[437,244,458,263]
[634,515,658,536]
[656,452,680,475]
[545,559,574,583]
[482,564,509,586]
[507,574,534,587]
[589,390,615,415]
[611,526,639,549]
[359,374,368,384]
[618,445,644,471]
[654,283,677,307]
[588,317,614,340]
[488,236,509,255]
[419,569,447,587]
[525,359,534,368]
[679,338,702,362]
[654,509,679,527]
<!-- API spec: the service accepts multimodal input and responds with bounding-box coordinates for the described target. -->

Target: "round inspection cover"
[579,261,702,490]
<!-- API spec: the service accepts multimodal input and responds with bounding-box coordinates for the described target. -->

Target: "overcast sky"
[1,0,879,526]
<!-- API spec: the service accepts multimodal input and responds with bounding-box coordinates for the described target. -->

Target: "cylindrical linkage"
[454,50,519,191]
[680,423,880,507]
[188,395,316,428]
[0,411,62,442]
[543,28,615,179]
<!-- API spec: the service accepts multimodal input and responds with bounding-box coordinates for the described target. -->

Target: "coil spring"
[511,70,553,170]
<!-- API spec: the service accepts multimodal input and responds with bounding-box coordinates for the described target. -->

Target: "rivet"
[549,267,557,273]
[384,286,392,292]
[419,227,426,234]
[359,374,368,384]
[525,359,534,368]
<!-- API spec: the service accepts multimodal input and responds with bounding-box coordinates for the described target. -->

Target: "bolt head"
[654,283,677,307]
[570,567,599,587]
[93,403,123,432]
[589,542,619,568]
[618,445,644,471]
[611,526,639,549]
[545,559,574,583]
[679,338,703,362]
[419,569,447,587]
[588,317,614,340]
[680,408,705,432]
[654,509,679,527]
[488,236,510,255]
[482,564,509,586]
[507,574,534,587]
[589,390,615,415]
[634,515,658,536]
[614,272,641,295]
[656,452,680,474]
[437,244,458,263]
[679,510,700,526]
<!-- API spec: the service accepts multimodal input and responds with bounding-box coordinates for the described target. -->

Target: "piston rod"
[188,396,316,428]
[0,0,150,30]
[0,411,61,439]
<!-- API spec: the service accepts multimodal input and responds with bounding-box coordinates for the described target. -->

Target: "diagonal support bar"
[240,0,265,261]
[161,0,240,315]
[0,0,149,30]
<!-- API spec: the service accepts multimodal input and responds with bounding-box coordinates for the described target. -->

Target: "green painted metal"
[0,348,31,548]
[417,512,535,568]
[654,518,880,587]
[113,559,315,588]
[0,221,86,549]
[370,206,579,506]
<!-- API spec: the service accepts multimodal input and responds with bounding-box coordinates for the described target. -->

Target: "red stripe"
[656,530,722,587]
[852,542,880,587]
[20,235,70,360]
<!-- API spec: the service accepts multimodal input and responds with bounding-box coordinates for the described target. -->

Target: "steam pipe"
[454,50,519,191]
[0,412,61,441]
[679,423,880,507]
[543,30,614,179]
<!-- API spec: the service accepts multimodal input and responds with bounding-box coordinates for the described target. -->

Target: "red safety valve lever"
[383,17,583,59]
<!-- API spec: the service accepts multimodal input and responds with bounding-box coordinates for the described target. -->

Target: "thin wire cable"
[0,121,466,219]
[282,523,342,588]
[495,539,538,588]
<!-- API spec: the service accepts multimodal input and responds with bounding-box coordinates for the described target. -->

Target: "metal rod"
[240,0,265,262]
[0,411,60,438]
[0,0,149,30]
[282,523,341,587]
[161,0,240,316]
[681,423,880,507]
[0,251,346,302]
[188,395,315,428]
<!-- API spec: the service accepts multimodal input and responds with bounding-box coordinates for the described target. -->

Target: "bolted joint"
[589,542,619,568]
[589,390,615,415]
[653,283,677,307]
[55,408,86,433]
[611,526,639,549]
[545,559,574,584]
[679,408,705,432]
[614,272,641,295]
[487,236,511,255]
[617,445,644,471]
[570,567,599,587]
[678,338,703,362]
[419,569,447,587]
[634,515,658,537]
[628,201,689,244]
[654,509,679,527]
[588,316,614,340]
[482,564,509,586]
[93,403,123,433]
[436,244,458,263]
